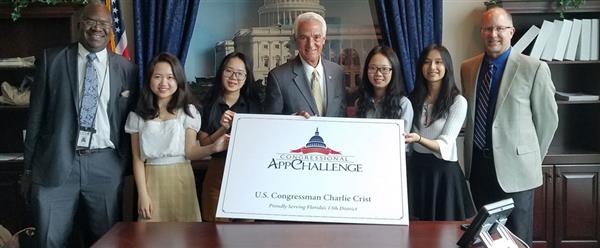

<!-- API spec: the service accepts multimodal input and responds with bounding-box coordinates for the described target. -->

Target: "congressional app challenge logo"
[268,128,363,172]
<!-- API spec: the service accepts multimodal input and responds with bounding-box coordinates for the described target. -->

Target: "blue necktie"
[474,62,494,150]
[79,53,99,129]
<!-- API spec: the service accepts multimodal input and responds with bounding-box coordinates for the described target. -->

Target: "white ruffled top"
[124,104,201,165]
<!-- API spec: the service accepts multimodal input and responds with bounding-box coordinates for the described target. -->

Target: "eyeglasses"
[367,65,392,75]
[481,26,512,34]
[81,18,112,29]
[223,68,247,81]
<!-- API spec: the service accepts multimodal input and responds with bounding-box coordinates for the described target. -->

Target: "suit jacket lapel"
[466,54,484,127]
[107,52,122,125]
[323,60,336,116]
[493,51,519,122]
[66,44,79,114]
[292,57,318,114]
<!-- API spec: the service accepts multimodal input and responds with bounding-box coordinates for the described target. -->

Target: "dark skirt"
[407,152,476,221]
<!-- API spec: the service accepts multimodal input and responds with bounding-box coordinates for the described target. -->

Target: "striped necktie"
[474,62,494,150]
[79,53,99,129]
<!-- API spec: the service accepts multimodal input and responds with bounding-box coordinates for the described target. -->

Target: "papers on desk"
[555,91,600,101]
[0,153,24,161]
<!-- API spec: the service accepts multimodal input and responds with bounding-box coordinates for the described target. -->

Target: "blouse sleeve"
[399,96,414,134]
[124,112,140,133]
[184,104,202,132]
[435,95,467,160]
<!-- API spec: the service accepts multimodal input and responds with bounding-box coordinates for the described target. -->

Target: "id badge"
[77,128,95,149]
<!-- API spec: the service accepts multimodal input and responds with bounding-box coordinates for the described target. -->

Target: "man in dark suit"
[22,1,138,246]
[460,7,558,245]
[264,12,346,117]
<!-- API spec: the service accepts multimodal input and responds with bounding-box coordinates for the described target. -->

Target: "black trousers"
[469,147,535,246]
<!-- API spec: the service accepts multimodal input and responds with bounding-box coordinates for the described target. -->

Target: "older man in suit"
[264,12,346,117]
[461,7,558,245]
[23,1,138,247]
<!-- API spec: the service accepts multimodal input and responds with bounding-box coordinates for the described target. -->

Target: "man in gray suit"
[461,7,558,245]
[264,12,346,117]
[22,1,138,246]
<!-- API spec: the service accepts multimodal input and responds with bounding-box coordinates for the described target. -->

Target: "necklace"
[423,104,432,127]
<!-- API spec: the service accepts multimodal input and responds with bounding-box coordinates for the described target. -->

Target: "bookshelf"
[501,1,600,248]
[0,3,79,152]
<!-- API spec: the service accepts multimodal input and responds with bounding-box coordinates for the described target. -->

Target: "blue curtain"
[374,0,442,93]
[134,0,200,83]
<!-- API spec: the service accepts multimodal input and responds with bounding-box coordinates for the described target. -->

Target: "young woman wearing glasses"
[198,52,262,221]
[355,45,413,135]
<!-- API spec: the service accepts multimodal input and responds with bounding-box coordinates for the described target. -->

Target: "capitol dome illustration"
[291,128,340,155]
[305,128,326,148]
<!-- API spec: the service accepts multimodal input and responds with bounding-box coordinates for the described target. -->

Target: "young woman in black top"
[199,52,261,221]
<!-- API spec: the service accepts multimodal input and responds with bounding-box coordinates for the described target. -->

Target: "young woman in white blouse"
[125,53,228,222]
[404,44,475,221]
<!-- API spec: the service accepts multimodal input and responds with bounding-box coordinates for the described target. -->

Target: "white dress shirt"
[77,43,113,149]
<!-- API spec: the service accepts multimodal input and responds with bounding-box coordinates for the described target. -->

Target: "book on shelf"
[541,20,567,61]
[530,20,554,60]
[591,19,599,60]
[0,56,35,68]
[513,25,540,54]
[564,19,582,61]
[555,91,600,101]
[553,19,573,61]
[576,19,592,61]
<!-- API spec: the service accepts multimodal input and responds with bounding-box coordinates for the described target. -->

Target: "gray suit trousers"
[32,149,123,247]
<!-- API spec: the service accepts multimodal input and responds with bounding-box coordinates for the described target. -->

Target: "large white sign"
[216,114,409,225]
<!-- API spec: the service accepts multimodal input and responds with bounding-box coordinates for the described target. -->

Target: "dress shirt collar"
[299,55,324,80]
[216,94,247,109]
[78,43,108,65]
[484,47,511,69]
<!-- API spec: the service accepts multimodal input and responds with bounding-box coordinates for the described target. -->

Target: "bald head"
[480,7,515,58]
[482,7,513,26]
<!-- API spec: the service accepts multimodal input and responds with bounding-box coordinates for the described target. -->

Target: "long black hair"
[356,45,407,119]
[201,52,258,128]
[135,52,194,120]
[410,44,460,128]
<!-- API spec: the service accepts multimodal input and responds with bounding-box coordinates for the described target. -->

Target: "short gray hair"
[294,12,327,38]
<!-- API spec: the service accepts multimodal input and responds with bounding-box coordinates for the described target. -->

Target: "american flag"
[105,0,130,60]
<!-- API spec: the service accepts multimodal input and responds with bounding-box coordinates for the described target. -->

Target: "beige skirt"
[141,162,202,222]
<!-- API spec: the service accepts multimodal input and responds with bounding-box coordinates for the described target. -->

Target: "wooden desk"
[93,221,466,248]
